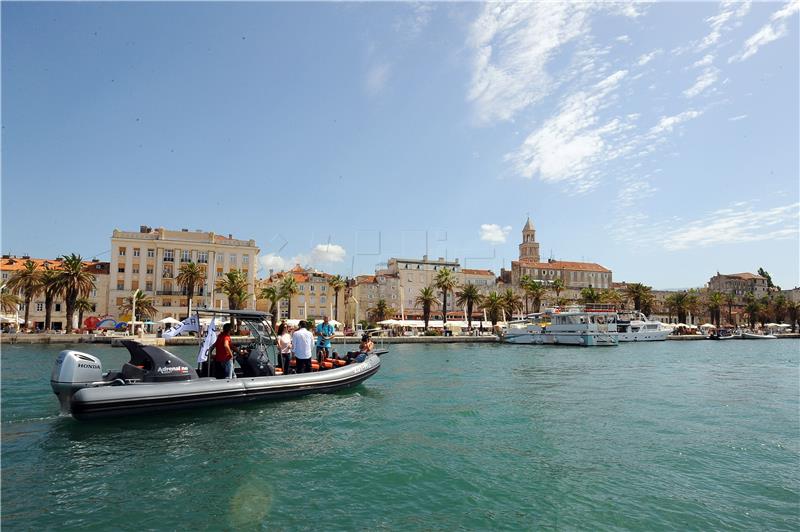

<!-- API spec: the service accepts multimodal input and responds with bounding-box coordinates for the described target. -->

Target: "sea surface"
[2,340,799,530]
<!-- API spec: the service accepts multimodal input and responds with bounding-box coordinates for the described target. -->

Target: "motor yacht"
[616,311,671,342]
[530,307,619,347]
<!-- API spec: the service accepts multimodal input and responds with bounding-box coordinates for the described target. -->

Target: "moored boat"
[503,313,547,344]
[616,311,670,342]
[530,306,618,347]
[51,310,383,420]
[741,332,777,340]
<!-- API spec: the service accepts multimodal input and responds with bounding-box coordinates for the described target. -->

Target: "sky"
[2,1,799,290]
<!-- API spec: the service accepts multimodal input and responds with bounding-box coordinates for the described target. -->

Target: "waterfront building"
[353,256,496,322]
[109,226,259,320]
[708,271,769,300]
[507,217,612,304]
[260,265,342,321]
[0,254,110,330]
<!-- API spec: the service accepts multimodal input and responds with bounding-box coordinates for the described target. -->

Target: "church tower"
[518,217,540,262]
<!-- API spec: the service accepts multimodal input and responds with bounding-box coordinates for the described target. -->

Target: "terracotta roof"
[356,275,377,284]
[515,259,611,273]
[462,268,494,276]
[1,257,109,274]
[723,272,765,280]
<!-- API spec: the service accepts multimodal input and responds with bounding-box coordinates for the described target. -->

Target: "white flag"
[162,315,200,339]
[197,317,216,364]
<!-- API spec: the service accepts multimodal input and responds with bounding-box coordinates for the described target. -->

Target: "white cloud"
[693,54,714,68]
[699,0,752,51]
[729,0,800,62]
[637,49,661,66]
[616,34,631,43]
[365,63,390,95]
[310,243,346,263]
[395,3,434,37]
[259,253,288,272]
[661,202,800,250]
[648,110,702,136]
[480,224,512,244]
[728,114,748,121]
[684,67,720,97]
[506,70,632,188]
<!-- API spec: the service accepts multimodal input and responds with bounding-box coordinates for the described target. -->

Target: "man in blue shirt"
[315,316,335,362]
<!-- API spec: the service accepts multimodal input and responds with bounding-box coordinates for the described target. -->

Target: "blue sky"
[2,1,798,289]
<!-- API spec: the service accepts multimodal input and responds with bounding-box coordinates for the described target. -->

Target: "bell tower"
[519,217,540,262]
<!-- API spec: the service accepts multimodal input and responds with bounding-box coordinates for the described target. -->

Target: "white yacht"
[504,314,547,344]
[531,307,619,347]
[616,312,671,342]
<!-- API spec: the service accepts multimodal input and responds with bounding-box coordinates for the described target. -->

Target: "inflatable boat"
[51,310,383,420]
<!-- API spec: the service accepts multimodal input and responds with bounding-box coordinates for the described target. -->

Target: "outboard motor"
[51,350,104,414]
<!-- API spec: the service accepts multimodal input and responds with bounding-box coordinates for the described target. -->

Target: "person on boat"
[315,316,335,362]
[276,322,293,375]
[213,323,234,379]
[292,320,314,373]
[344,334,374,363]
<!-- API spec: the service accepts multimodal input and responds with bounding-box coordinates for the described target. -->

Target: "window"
[91,289,97,297]
[309,285,315,292]
[147,249,155,258]
[181,250,191,262]
[164,250,174,262]
[229,254,236,265]
[242,255,249,265]
[117,281,124,290]
[119,247,126,256]
[163,269,173,278]
[320,296,326,304]
[116,297,124,306]
[133,248,140,257]
[91,304,96,312]
[36,302,44,312]
[146,281,153,291]
[164,300,171,307]
[132,266,139,274]
[321,285,326,292]
[146,266,154,274]
[198,251,208,264]
[132,280,139,290]
[55,303,61,312]
[1,272,7,280]
[118,266,125,273]
[299,285,305,292]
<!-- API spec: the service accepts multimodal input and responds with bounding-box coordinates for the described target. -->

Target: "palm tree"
[119,289,157,320]
[787,301,800,333]
[40,269,62,331]
[743,292,761,329]
[685,290,701,324]
[705,291,724,329]
[480,291,504,327]
[259,284,282,328]
[176,262,205,317]
[328,275,346,321]
[0,281,22,314]
[520,275,532,313]
[771,294,788,323]
[217,270,249,311]
[625,283,653,312]
[599,288,624,309]
[55,254,95,332]
[502,288,523,320]
[368,298,394,323]
[434,268,457,324]
[415,286,440,330]
[550,278,565,304]
[75,297,94,329]
[7,259,43,329]
[524,279,548,313]
[724,292,736,325]
[580,287,601,304]
[455,283,482,328]
[279,276,299,318]
[665,292,688,323]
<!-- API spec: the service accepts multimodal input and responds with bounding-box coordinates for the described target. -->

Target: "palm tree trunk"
[334,291,339,321]
[78,308,85,329]
[187,284,194,317]
[287,298,292,320]
[23,295,31,330]
[442,290,448,325]
[44,294,53,330]
[467,301,473,328]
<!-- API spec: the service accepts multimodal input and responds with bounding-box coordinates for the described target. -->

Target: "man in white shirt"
[291,320,314,373]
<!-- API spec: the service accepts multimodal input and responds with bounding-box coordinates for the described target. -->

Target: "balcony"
[163,257,174,262]
[156,289,205,296]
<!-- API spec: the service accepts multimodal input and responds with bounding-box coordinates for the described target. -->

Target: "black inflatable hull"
[70,355,380,420]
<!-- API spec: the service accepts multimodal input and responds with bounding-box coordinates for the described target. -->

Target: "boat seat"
[331,359,347,367]
[321,361,334,370]
[275,368,283,375]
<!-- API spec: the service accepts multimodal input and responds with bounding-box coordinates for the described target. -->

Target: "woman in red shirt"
[213,323,234,379]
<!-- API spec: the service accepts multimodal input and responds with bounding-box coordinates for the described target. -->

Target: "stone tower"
[518,217,540,262]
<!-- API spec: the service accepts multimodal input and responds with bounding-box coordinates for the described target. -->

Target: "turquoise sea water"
[2,340,799,530]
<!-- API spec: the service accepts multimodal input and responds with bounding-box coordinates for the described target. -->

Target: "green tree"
[415,286,440,330]
[259,283,282,328]
[665,292,689,323]
[119,289,157,320]
[599,289,624,309]
[522,277,548,314]
[480,291,504,327]
[0,281,22,314]
[685,289,701,324]
[6,259,43,329]
[368,298,394,323]
[625,283,653,313]
[41,269,63,331]
[75,297,94,329]
[434,268,457,324]
[455,283,482,328]
[502,288,523,319]
[54,254,95,332]
[176,262,206,317]
[706,291,724,329]
[328,275,347,322]
[279,275,299,318]
[550,278,565,303]
[724,292,737,325]
[758,267,775,289]
[217,270,249,311]
[771,293,788,323]
[787,301,799,333]
[580,287,601,304]
[743,292,761,329]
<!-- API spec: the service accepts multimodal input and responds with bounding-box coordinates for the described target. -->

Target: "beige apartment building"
[259,265,347,321]
[708,272,769,300]
[353,256,496,322]
[507,217,612,303]
[1,255,110,330]
[109,226,259,320]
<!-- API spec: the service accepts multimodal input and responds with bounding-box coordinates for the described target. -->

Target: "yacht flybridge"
[51,309,383,420]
